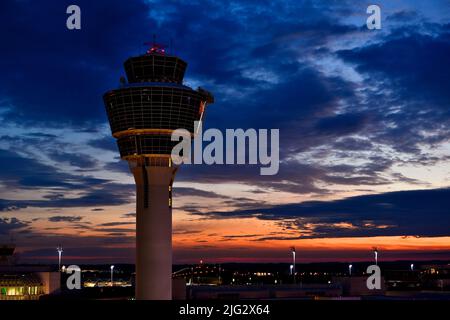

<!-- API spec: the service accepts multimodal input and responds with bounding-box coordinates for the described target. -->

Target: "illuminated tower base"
[131,159,177,300]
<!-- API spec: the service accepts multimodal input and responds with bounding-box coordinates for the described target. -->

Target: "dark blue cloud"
[334,26,450,163]
[98,222,134,227]
[314,113,369,136]
[0,148,135,210]
[386,10,420,23]
[0,217,29,236]
[201,188,450,238]
[0,0,154,126]
[47,150,98,169]
[338,27,450,109]
[88,136,118,152]
[0,148,106,189]
[48,216,83,223]
[332,137,374,151]
[0,182,134,211]
[0,0,360,131]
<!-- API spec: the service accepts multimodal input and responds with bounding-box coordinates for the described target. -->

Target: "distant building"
[421,264,450,290]
[0,273,43,300]
[0,244,60,300]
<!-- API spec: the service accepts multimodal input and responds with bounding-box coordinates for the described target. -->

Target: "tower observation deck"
[103,47,214,300]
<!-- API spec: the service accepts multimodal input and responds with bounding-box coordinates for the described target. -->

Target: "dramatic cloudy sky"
[0,0,449,264]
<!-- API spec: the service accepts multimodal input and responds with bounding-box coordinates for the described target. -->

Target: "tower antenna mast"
[144,35,167,55]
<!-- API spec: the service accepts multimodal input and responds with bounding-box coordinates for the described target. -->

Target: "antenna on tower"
[144,34,167,55]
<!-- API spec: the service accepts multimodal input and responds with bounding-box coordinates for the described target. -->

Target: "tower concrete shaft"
[131,161,177,300]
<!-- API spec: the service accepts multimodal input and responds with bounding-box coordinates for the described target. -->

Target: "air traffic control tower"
[103,45,214,300]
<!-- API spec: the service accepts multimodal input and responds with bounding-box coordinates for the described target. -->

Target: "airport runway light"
[110,265,115,287]
[57,246,63,271]
[290,247,296,284]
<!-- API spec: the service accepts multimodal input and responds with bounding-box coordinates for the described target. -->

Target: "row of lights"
[57,248,418,284]
[57,247,116,287]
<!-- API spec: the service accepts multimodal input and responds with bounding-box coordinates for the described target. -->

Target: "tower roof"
[124,54,187,84]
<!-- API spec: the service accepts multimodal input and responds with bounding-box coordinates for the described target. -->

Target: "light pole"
[290,247,296,284]
[57,246,63,271]
[349,264,353,276]
[110,265,115,287]
[290,264,294,275]
[373,247,378,266]
[410,263,414,271]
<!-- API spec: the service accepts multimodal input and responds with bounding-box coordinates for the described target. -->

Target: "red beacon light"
[145,42,166,55]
